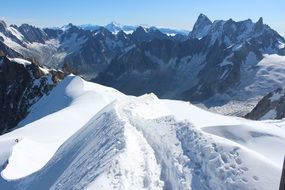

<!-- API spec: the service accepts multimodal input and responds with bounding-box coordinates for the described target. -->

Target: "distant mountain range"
[78,21,190,36]
[0,19,189,78]
[0,14,284,117]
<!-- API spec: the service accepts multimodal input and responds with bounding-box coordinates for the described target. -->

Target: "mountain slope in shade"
[0,76,284,190]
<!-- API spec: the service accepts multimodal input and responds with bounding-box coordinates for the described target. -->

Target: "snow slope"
[0,76,284,190]
[0,75,124,180]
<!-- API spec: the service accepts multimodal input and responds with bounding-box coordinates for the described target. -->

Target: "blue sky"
[1,0,284,35]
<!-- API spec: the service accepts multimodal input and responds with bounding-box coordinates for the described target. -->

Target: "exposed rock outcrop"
[0,56,65,134]
[245,88,285,120]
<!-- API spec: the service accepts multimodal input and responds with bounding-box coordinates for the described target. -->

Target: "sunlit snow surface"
[0,76,284,190]
[207,53,285,116]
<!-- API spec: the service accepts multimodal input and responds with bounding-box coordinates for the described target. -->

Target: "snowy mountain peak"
[106,21,122,27]
[61,23,80,32]
[105,21,124,34]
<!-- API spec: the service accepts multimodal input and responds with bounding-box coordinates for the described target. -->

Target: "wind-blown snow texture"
[0,76,284,190]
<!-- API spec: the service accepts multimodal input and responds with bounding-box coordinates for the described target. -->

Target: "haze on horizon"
[1,0,284,35]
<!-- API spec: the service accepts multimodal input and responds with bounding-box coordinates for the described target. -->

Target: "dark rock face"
[0,41,22,57]
[245,89,285,120]
[18,24,49,43]
[0,56,65,134]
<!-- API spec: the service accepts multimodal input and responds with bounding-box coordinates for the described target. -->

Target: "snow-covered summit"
[0,76,284,189]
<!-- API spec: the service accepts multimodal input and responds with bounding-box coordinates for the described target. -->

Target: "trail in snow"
[121,95,281,190]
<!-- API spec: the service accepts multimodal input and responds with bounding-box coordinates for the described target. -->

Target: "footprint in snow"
[241,166,248,171]
[235,157,242,165]
[241,177,248,183]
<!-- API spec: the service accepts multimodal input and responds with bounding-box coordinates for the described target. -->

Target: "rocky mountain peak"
[254,17,264,32]
[134,26,147,33]
[189,14,284,52]
[190,13,213,39]
[18,23,48,43]
[65,23,81,33]
[105,21,122,31]
[196,13,212,26]
[257,17,263,25]
[132,26,168,42]
[19,23,37,32]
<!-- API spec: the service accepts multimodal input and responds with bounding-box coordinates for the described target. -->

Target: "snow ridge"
[0,76,284,190]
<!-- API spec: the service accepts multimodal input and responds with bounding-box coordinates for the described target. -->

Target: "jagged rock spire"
[190,13,212,39]
[254,17,264,32]
[195,14,212,27]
